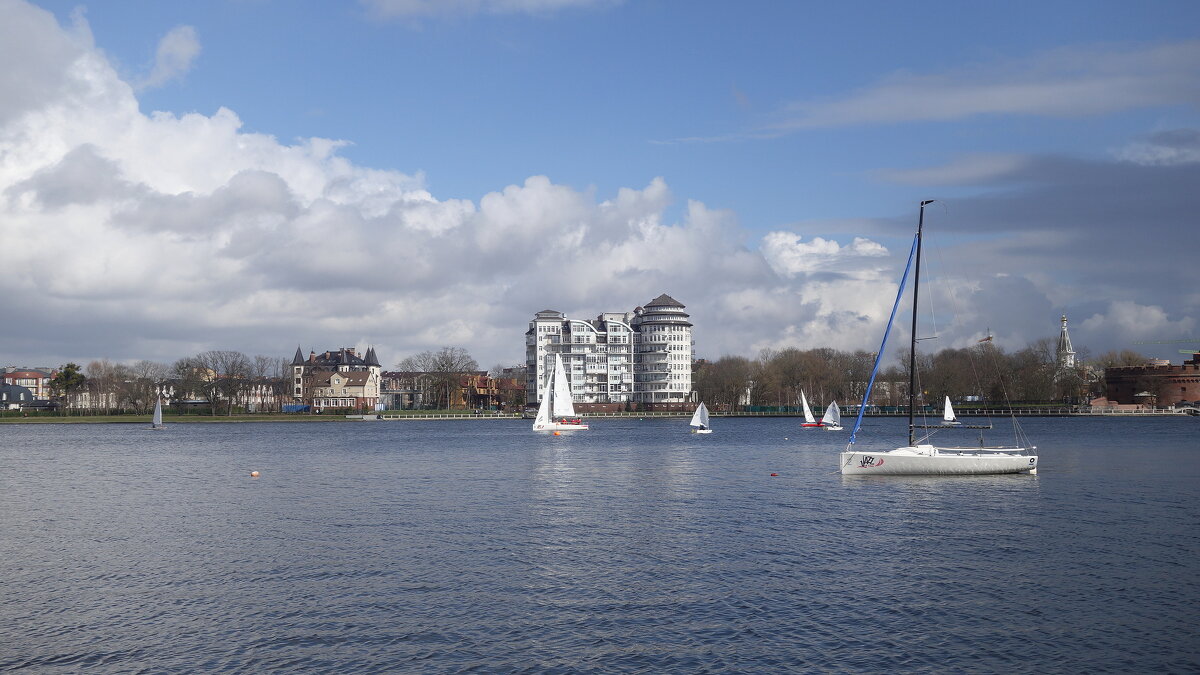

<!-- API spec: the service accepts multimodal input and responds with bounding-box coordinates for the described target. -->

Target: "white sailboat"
[821,401,843,431]
[800,390,820,427]
[690,402,713,434]
[532,353,588,432]
[840,200,1038,476]
[942,396,961,425]
[149,396,166,430]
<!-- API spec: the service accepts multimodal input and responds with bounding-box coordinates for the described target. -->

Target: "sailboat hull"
[691,428,712,434]
[533,421,589,432]
[840,446,1038,475]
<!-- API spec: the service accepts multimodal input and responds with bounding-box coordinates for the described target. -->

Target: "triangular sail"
[821,401,841,427]
[943,396,958,424]
[533,366,553,428]
[847,232,919,446]
[551,354,575,418]
[690,402,710,428]
[151,396,163,428]
[801,391,816,424]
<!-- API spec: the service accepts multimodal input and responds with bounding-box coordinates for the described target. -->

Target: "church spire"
[1057,314,1076,369]
[291,346,306,366]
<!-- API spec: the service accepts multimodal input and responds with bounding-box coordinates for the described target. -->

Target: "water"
[1,417,1197,673]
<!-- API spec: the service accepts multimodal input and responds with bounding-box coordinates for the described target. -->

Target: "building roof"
[0,383,34,403]
[306,347,377,369]
[363,347,381,367]
[292,346,306,365]
[645,293,685,308]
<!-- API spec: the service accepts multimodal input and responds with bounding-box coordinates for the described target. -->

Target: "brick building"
[1104,353,1200,406]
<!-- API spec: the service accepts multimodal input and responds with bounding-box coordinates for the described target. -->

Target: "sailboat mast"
[908,200,934,446]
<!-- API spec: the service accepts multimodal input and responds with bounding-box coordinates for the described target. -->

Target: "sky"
[2,0,1199,371]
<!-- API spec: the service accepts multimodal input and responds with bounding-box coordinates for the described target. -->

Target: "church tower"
[1056,314,1076,370]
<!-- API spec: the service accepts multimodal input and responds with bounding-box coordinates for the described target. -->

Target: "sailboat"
[840,200,1038,475]
[532,353,588,432]
[942,396,961,425]
[690,402,713,434]
[821,401,843,431]
[800,390,821,427]
[149,396,166,431]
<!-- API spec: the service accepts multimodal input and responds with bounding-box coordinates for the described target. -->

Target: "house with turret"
[289,346,382,411]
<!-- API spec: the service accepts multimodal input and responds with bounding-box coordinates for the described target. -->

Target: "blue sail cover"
[847,233,919,447]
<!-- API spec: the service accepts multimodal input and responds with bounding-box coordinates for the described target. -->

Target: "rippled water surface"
[2,417,1198,673]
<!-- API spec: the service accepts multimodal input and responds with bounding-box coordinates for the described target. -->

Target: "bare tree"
[122,360,170,413]
[396,347,479,409]
[694,356,754,412]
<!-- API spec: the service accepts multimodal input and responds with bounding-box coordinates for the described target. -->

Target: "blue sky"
[3,0,1199,369]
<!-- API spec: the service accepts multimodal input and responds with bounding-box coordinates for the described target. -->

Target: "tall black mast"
[908,200,935,446]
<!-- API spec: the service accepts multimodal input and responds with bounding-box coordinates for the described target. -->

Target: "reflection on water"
[1,417,1197,672]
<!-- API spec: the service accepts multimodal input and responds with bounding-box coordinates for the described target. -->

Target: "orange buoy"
[250,470,260,478]
[553,431,561,436]
[770,473,778,477]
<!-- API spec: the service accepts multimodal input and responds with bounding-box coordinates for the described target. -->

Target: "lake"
[1,416,1197,673]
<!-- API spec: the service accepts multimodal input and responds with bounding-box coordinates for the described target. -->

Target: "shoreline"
[2,409,1193,424]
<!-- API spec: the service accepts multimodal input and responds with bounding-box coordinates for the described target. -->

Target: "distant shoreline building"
[1104,352,1200,407]
[290,346,381,411]
[526,294,694,410]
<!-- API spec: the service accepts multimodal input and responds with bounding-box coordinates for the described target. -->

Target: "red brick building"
[1104,353,1200,406]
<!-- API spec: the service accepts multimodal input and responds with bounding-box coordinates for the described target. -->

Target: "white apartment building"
[525,294,694,406]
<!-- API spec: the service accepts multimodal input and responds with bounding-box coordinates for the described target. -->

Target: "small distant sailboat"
[942,396,961,425]
[800,390,821,427]
[532,353,588,432]
[821,401,843,431]
[690,402,713,434]
[149,396,166,431]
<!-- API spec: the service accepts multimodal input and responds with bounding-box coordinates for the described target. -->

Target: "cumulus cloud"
[137,25,200,90]
[762,232,888,278]
[361,0,616,19]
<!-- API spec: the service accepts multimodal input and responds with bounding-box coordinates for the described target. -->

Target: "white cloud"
[137,25,200,90]
[772,41,1200,131]
[1116,128,1200,166]
[1080,301,1197,343]
[761,232,888,278]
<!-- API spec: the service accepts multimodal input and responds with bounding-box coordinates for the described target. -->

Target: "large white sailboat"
[840,201,1038,476]
[532,353,588,432]
[800,390,821,427]
[690,402,713,434]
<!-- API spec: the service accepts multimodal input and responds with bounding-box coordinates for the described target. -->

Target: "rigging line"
[847,231,919,448]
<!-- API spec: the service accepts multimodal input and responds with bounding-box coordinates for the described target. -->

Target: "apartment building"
[525,294,694,407]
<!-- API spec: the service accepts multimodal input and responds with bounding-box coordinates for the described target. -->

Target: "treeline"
[50,351,290,415]
[695,339,1130,410]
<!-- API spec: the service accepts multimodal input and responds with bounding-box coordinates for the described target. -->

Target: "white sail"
[821,401,841,429]
[690,402,710,428]
[551,354,575,418]
[533,353,587,431]
[150,396,164,430]
[800,390,817,424]
[943,396,960,424]
[532,366,553,430]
